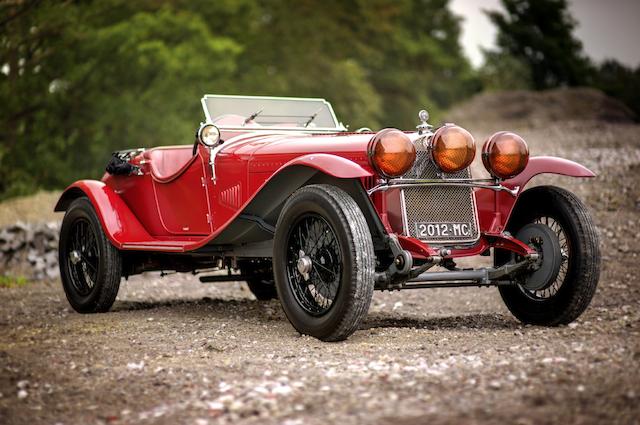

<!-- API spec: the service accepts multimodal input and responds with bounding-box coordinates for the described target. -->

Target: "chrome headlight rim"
[197,123,221,147]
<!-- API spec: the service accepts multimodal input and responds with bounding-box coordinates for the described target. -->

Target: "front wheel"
[59,198,122,313]
[497,186,600,325]
[273,184,375,341]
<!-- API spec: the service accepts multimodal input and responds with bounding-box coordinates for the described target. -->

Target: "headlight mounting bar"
[367,178,520,197]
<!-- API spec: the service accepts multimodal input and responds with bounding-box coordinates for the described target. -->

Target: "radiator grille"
[401,137,479,245]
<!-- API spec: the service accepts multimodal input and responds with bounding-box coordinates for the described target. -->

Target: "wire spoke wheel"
[497,186,600,326]
[59,198,122,314]
[286,214,342,316]
[66,218,99,296]
[273,185,375,341]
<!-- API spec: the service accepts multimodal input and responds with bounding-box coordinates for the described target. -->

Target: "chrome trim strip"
[368,179,520,197]
[400,188,410,237]
[201,96,212,122]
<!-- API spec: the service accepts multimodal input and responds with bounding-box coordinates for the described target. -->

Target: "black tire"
[496,186,600,325]
[239,260,278,300]
[273,184,375,341]
[59,198,122,313]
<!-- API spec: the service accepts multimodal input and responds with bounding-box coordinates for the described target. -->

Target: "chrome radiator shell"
[400,138,480,245]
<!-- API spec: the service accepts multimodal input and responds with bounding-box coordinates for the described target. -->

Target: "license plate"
[415,222,472,239]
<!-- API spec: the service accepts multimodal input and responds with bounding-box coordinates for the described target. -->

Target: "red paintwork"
[397,232,536,260]
[475,156,595,235]
[144,147,196,182]
[56,129,595,258]
[58,131,375,251]
[55,180,157,249]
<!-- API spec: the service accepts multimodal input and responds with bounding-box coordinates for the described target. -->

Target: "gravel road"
[1,121,639,425]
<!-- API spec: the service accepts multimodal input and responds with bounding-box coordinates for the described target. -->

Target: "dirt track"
[1,121,639,424]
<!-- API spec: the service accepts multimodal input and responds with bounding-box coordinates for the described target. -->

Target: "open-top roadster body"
[55,95,600,341]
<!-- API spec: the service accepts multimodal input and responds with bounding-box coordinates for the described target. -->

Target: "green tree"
[484,0,592,89]
[182,0,479,129]
[480,50,532,90]
[356,0,481,127]
[1,0,478,199]
[203,0,387,129]
[593,60,640,118]
[0,1,240,198]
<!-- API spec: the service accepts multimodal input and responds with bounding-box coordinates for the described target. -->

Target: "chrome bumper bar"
[367,178,520,197]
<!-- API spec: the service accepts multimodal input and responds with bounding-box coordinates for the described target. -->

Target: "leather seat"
[143,146,197,183]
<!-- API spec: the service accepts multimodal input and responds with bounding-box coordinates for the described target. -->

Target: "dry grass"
[0,191,62,227]
[444,87,636,130]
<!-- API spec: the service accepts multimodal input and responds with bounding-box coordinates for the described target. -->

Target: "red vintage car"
[55,95,600,341]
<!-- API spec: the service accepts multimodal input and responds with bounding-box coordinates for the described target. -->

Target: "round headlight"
[430,124,476,174]
[368,129,416,178]
[198,124,221,147]
[482,131,529,179]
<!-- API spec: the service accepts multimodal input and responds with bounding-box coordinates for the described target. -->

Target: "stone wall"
[0,222,61,280]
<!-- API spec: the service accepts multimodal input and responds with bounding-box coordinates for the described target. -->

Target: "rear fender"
[477,156,595,233]
[54,180,151,248]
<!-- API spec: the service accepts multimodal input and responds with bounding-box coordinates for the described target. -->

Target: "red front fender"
[279,153,374,179]
[504,156,595,188]
[476,156,595,233]
[54,180,152,249]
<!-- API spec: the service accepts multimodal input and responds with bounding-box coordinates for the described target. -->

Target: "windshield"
[201,95,344,131]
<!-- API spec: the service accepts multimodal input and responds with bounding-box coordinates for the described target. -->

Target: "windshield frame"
[200,94,347,133]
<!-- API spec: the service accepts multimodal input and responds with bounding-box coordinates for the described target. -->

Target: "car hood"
[217,130,421,173]
[216,131,375,170]
[221,131,373,154]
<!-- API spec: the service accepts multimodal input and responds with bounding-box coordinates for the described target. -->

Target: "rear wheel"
[273,184,375,341]
[59,198,122,313]
[497,186,600,325]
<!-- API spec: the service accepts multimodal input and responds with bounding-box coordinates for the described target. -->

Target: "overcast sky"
[450,0,640,68]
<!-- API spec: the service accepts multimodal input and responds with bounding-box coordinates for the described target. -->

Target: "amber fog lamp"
[482,131,529,179]
[430,125,476,173]
[369,129,416,177]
